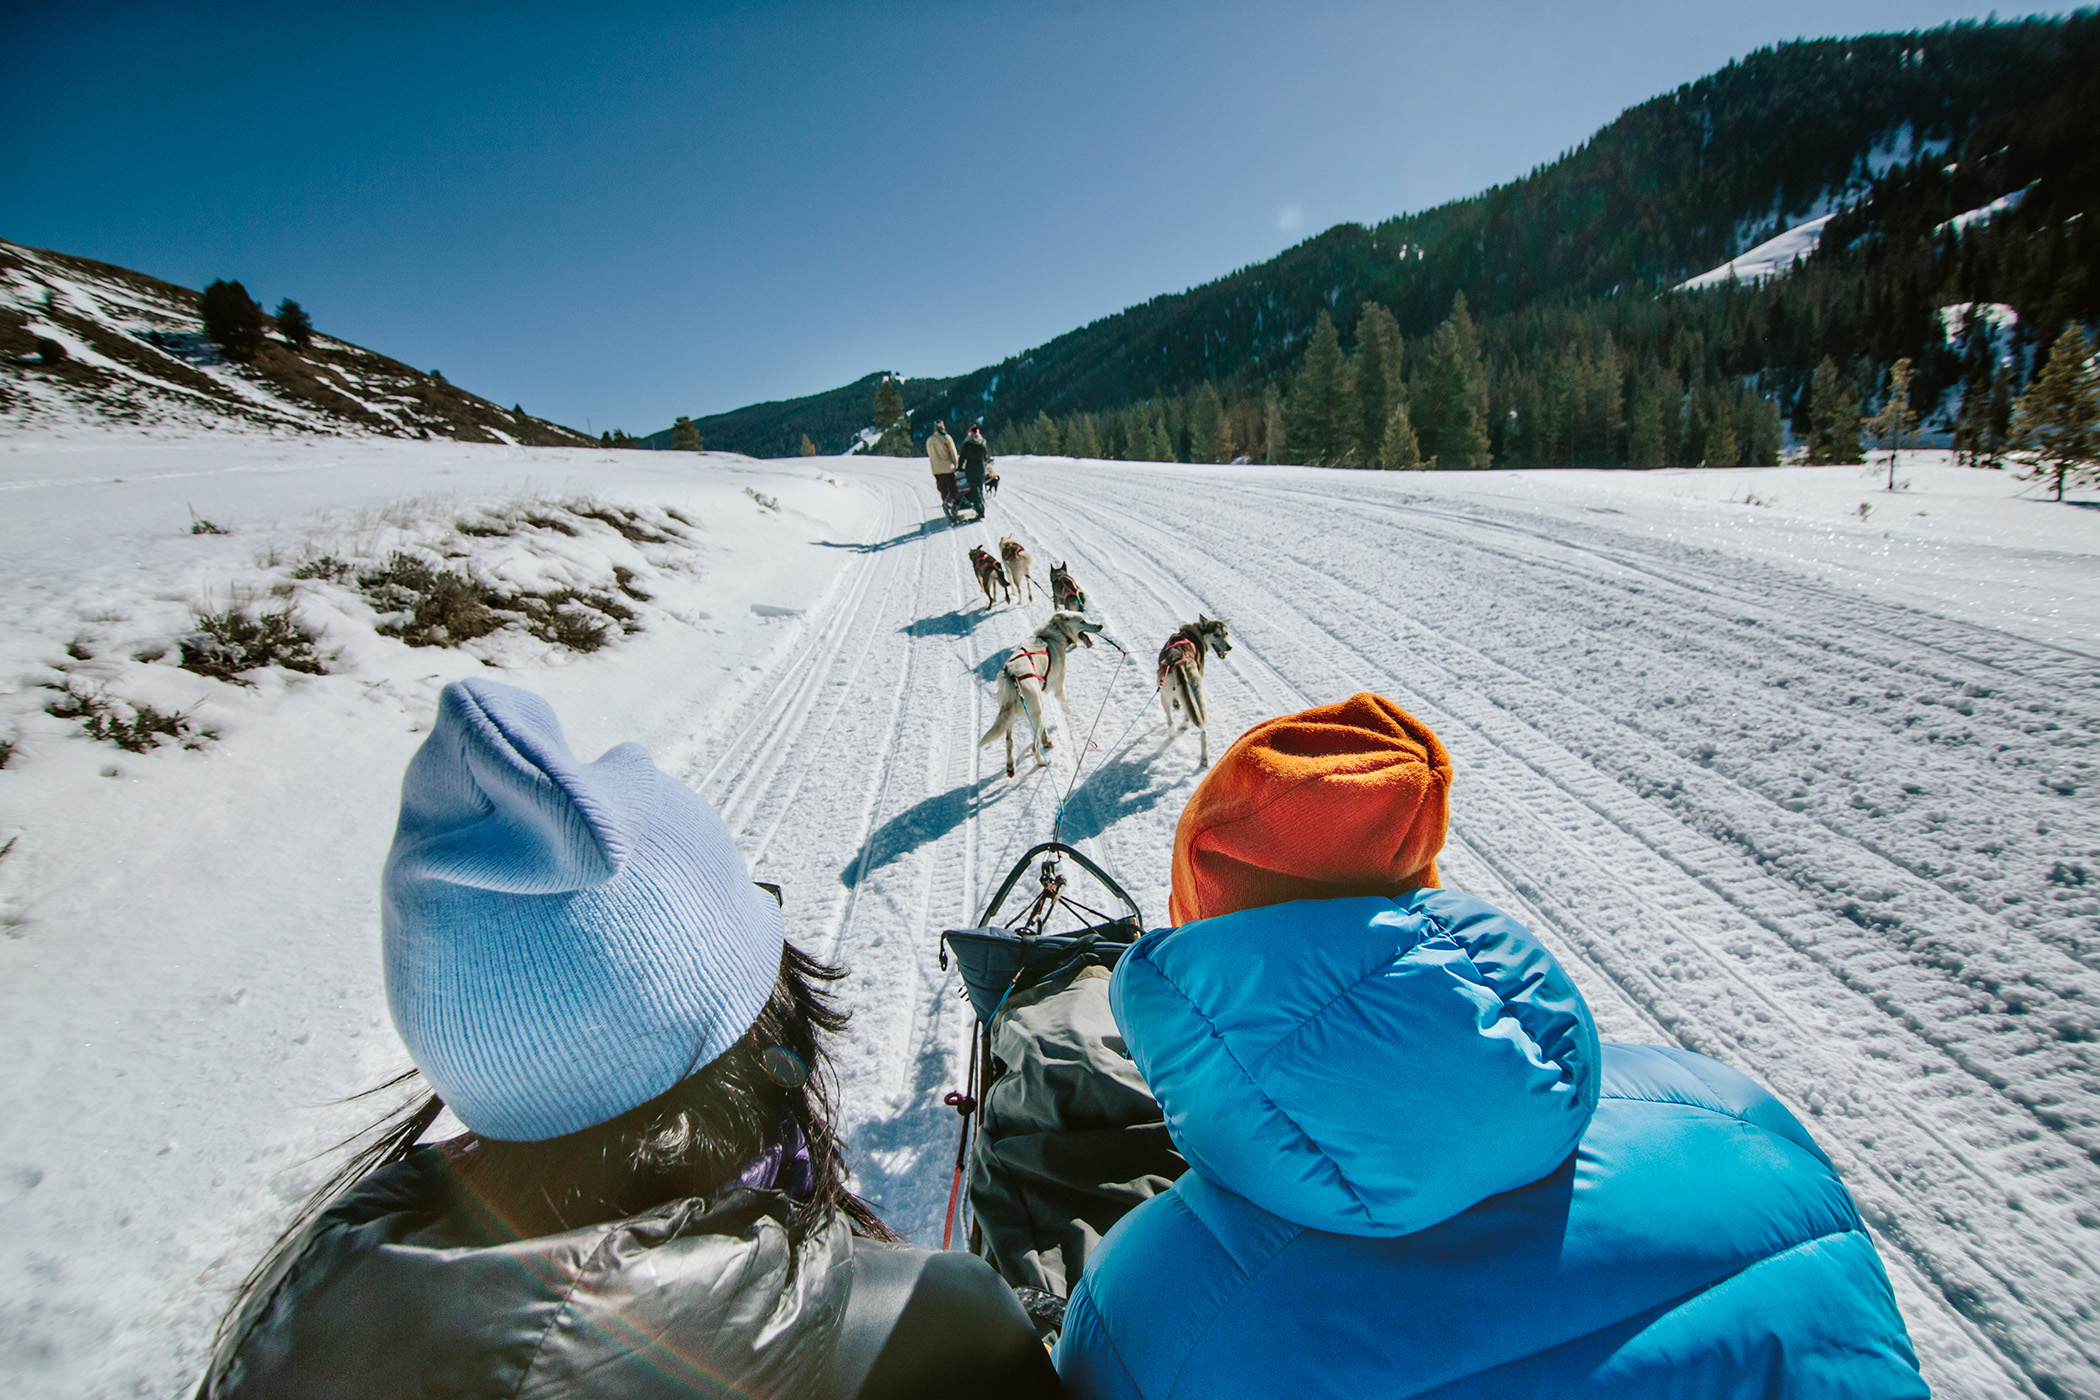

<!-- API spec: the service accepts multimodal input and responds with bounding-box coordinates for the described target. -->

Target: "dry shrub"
[180,605,327,684]
[46,684,199,752]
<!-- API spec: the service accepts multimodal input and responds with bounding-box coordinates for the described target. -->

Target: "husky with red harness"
[1156,615,1232,767]
[1048,561,1087,615]
[968,545,1012,611]
[979,610,1104,778]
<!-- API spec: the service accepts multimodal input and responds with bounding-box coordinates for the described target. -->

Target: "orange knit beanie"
[1168,693,1453,926]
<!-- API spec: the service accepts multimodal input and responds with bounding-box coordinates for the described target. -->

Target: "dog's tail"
[979,677,1017,747]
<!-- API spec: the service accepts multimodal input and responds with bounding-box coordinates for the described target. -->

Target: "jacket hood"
[1110,890,1600,1237]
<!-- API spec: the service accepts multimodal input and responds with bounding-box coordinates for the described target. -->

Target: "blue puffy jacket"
[1054,891,1927,1399]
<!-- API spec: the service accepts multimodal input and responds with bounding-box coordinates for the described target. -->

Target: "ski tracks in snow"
[664,458,2093,1400]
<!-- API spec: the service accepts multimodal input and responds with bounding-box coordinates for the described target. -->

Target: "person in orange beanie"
[1055,692,1924,1399]
[1168,691,1453,925]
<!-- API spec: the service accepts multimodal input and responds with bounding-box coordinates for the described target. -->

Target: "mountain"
[675,13,2098,465]
[0,240,594,446]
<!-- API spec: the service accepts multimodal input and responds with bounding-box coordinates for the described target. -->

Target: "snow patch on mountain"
[1936,182,2036,236]
[1677,212,1838,290]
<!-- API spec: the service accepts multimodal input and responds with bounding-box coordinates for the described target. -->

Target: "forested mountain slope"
[679,13,2098,467]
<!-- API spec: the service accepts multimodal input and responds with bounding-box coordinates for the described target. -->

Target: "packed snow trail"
[689,456,2095,1400]
[3,440,2093,1400]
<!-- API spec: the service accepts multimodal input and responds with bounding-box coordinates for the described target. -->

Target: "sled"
[941,842,1144,1019]
[936,843,1146,1249]
[944,472,989,525]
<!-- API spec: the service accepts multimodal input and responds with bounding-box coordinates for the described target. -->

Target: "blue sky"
[2,2,2071,434]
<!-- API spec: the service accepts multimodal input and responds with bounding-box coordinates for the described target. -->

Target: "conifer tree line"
[988,293,1793,470]
[688,16,2096,471]
[952,16,2095,471]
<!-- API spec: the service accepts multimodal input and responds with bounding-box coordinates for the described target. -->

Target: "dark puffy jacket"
[959,437,990,472]
[201,1147,1060,1400]
[1056,892,1927,1399]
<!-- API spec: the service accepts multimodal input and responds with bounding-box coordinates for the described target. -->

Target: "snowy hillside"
[1676,211,1837,290]
[1,429,2096,1399]
[0,240,593,445]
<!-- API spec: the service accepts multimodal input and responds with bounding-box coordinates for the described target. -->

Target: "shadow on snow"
[841,774,1003,889]
[816,518,945,553]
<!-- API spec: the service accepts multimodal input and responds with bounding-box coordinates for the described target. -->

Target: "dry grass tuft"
[180,605,327,685]
[45,684,201,752]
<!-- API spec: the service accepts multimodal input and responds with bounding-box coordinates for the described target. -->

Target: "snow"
[1676,211,1837,290]
[1938,183,2035,237]
[3,431,2097,1400]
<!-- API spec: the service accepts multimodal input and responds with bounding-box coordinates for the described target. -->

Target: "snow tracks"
[684,457,2095,1400]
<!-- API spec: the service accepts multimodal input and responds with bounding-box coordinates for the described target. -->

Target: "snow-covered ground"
[1677,210,1837,289]
[2,433,2095,1399]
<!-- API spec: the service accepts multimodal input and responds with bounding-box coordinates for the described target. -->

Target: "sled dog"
[980,610,1104,778]
[1158,615,1232,767]
[1048,561,1087,615]
[968,545,1012,611]
[998,536,1038,603]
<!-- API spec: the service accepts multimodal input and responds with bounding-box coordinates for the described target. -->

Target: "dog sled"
[936,843,1182,1339]
[942,464,998,525]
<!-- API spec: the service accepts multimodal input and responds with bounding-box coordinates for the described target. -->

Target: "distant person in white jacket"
[928,422,960,508]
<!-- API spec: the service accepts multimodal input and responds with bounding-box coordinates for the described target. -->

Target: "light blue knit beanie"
[382,679,784,1142]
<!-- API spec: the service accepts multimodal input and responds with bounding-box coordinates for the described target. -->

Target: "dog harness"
[1158,635,1200,687]
[1006,647,1052,687]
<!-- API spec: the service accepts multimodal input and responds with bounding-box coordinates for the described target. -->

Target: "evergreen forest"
[658,13,2099,471]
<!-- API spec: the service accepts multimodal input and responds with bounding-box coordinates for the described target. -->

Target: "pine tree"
[1690,382,1738,467]
[671,416,702,451]
[1352,303,1401,468]
[1985,365,2015,469]
[1379,399,1422,469]
[274,298,313,352]
[1029,410,1062,456]
[1737,387,1783,466]
[871,377,912,456]
[2010,325,2100,502]
[1065,413,1101,460]
[1867,357,1920,489]
[1186,382,1225,464]
[1953,366,1993,468]
[1261,384,1284,464]
[801,434,818,456]
[1285,311,1354,465]
[1627,376,1667,470]
[201,280,266,361]
[1806,358,1862,464]
[1417,293,1491,469]
[1140,400,1174,461]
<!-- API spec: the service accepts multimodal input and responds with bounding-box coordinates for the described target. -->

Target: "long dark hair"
[207,942,895,1376]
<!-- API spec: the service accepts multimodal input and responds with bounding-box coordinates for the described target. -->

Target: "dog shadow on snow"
[841,774,1004,889]
[902,608,1000,640]
[1054,736,1187,843]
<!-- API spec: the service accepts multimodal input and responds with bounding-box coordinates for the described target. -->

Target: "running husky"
[998,535,1038,603]
[968,545,1011,611]
[980,610,1104,778]
[1048,561,1087,614]
[1157,615,1232,767]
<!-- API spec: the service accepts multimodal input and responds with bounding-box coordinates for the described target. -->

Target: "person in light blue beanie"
[200,680,1064,1400]
[382,678,785,1141]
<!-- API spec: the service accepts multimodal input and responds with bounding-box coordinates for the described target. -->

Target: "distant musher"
[928,420,960,510]
[960,424,992,508]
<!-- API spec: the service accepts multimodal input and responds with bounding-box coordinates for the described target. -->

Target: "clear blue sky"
[2,2,2069,435]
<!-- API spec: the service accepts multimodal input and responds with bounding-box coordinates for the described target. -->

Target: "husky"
[998,535,1038,603]
[980,609,1104,778]
[968,545,1011,611]
[1157,615,1232,767]
[1048,561,1087,615]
